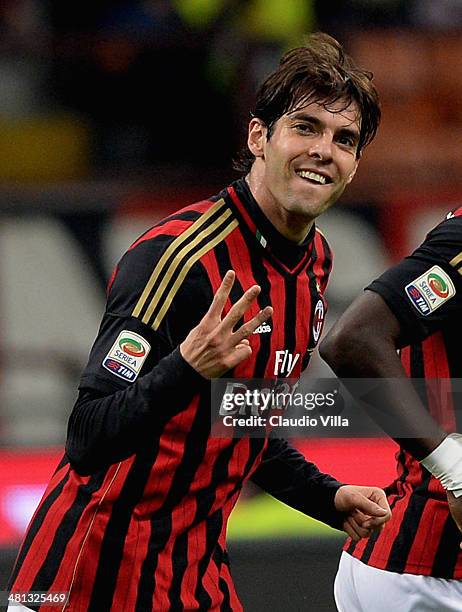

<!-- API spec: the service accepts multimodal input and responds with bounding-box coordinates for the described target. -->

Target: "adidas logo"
[253,323,272,334]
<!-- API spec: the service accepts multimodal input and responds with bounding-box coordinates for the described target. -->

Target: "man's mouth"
[295,170,332,185]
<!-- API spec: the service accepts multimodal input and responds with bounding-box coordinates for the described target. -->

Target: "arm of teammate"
[320,290,446,458]
[320,284,462,534]
[250,437,390,537]
[66,271,272,473]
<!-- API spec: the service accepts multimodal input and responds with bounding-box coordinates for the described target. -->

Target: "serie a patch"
[103,330,151,382]
[405,265,455,316]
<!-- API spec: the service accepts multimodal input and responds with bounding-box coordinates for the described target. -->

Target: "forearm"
[320,292,446,459]
[251,438,345,529]
[66,347,205,473]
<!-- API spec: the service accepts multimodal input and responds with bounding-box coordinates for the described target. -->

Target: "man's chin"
[293,200,334,221]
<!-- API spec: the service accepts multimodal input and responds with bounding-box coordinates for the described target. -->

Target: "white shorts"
[334,551,462,612]
[7,605,34,611]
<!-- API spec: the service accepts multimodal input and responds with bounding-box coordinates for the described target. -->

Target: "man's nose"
[308,134,333,162]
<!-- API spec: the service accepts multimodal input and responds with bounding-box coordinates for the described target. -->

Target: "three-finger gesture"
[180,270,273,378]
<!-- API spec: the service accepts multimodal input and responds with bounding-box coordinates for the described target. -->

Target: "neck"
[246,170,314,244]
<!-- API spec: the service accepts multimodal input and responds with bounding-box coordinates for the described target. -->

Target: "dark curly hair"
[233,33,381,173]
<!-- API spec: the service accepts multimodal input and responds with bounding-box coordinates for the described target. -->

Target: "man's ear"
[247,118,267,158]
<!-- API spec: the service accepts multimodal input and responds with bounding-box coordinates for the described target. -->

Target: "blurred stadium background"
[1,1,461,610]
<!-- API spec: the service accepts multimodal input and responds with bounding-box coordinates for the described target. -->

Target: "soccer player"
[7,34,389,611]
[321,210,462,611]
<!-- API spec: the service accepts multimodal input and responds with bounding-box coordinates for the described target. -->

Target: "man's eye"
[295,123,314,134]
[338,135,356,148]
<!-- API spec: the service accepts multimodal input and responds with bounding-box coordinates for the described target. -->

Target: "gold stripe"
[449,250,462,269]
[142,208,234,324]
[132,199,226,317]
[152,219,238,330]
[65,462,122,611]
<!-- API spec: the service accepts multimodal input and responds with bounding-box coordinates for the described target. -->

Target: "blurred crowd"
[0,0,313,175]
[1,0,462,179]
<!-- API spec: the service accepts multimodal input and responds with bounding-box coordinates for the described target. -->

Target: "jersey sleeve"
[66,231,214,473]
[250,437,344,529]
[79,234,212,394]
[367,215,462,345]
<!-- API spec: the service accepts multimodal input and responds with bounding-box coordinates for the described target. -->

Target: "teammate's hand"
[180,270,273,379]
[334,485,392,541]
[446,491,462,548]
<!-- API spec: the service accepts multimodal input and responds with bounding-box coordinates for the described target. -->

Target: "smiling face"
[247,98,361,241]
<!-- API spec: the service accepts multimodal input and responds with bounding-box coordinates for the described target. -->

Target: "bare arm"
[320,290,445,458]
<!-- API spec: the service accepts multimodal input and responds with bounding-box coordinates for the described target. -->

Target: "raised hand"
[180,270,273,379]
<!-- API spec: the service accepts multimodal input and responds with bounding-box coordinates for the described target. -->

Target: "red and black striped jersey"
[8,179,344,611]
[346,208,462,579]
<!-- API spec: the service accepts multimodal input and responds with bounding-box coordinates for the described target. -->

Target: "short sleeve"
[367,215,462,345]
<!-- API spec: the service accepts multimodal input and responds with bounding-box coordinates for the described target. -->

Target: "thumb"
[351,494,389,517]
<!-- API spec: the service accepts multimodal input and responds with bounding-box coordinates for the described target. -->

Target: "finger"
[368,489,392,514]
[345,517,362,540]
[235,342,252,353]
[232,307,273,343]
[343,517,370,541]
[361,518,388,531]
[343,522,360,542]
[349,508,386,530]
[351,493,391,519]
[220,285,261,331]
[350,509,369,524]
[347,517,373,539]
[224,342,253,370]
[364,522,385,534]
[207,271,235,320]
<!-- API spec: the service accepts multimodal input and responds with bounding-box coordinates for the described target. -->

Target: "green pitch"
[228,493,344,540]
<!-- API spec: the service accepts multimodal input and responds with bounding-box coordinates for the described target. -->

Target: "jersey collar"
[227,177,315,270]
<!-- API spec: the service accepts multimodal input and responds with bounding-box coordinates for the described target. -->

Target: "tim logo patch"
[103,330,151,382]
[405,266,455,316]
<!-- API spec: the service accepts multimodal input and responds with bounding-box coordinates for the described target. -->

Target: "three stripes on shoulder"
[133,199,238,331]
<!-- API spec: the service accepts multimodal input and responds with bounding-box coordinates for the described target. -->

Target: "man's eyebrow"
[288,111,360,141]
[288,112,321,124]
[337,127,360,142]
